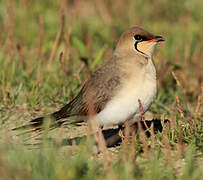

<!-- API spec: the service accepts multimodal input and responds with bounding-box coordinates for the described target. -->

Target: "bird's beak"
[155,36,165,42]
[148,36,165,43]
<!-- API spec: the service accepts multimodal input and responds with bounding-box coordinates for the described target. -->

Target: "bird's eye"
[134,35,142,41]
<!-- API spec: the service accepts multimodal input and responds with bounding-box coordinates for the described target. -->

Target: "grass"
[0,0,202,179]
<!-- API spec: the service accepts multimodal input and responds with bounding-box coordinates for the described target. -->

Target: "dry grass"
[0,0,202,179]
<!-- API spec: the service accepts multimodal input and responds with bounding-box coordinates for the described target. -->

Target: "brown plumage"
[14,26,164,130]
[53,58,122,118]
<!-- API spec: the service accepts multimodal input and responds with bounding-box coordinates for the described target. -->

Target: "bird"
[14,26,164,131]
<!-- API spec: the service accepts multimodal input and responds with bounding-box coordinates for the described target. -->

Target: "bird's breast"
[94,60,157,126]
[122,70,157,113]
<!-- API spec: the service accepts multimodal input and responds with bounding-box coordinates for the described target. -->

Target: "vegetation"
[0,0,202,179]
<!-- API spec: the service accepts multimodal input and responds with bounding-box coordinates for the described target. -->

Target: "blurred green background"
[0,0,202,179]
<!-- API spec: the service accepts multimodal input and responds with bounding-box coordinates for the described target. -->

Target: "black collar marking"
[134,41,145,55]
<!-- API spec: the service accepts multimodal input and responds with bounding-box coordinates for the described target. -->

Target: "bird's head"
[115,26,164,58]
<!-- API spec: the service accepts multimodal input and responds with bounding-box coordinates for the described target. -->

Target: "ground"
[0,0,202,179]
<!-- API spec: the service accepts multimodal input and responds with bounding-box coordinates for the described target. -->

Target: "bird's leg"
[118,124,125,140]
[94,125,105,154]
[118,122,131,142]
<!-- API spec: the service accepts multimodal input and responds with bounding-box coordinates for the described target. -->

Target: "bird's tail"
[12,113,64,132]
[12,102,78,131]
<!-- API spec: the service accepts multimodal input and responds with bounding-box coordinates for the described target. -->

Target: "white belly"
[93,58,157,126]
[94,72,157,126]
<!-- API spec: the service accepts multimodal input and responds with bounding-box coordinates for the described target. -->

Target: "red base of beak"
[148,39,157,43]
